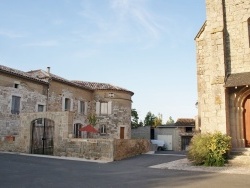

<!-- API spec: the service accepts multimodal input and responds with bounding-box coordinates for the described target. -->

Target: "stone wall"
[114,139,150,161]
[196,0,250,147]
[131,126,151,140]
[196,0,228,134]
[54,139,114,161]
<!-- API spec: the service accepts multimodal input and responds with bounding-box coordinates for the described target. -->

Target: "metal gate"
[31,118,54,155]
[181,136,192,150]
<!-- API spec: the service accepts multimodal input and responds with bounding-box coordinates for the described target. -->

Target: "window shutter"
[108,101,112,115]
[70,98,73,111]
[96,101,100,115]
[78,101,81,113]
[62,97,65,111]
[84,102,88,115]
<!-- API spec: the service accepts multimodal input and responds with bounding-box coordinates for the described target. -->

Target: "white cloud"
[0,30,24,39]
[23,40,59,47]
[76,0,163,47]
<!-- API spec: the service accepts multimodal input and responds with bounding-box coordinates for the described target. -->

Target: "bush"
[187,132,231,166]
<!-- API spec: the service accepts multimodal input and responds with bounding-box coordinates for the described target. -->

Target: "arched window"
[100,125,107,134]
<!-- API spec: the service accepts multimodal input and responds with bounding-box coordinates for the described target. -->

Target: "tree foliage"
[131,109,140,129]
[153,113,163,127]
[166,116,175,125]
[144,111,156,126]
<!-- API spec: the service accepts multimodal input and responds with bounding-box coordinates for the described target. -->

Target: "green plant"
[187,132,231,166]
[87,114,97,125]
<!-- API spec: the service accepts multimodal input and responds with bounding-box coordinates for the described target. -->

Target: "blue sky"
[0,0,206,123]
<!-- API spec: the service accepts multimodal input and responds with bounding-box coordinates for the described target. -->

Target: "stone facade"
[196,0,250,148]
[0,64,135,158]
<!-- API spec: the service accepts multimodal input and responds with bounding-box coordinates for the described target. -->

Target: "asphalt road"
[0,152,250,188]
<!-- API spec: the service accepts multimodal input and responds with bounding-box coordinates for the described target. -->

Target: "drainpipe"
[46,67,51,112]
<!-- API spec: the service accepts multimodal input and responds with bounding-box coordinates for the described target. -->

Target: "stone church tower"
[196,0,250,148]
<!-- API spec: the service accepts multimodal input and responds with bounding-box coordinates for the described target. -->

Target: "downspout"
[46,67,51,112]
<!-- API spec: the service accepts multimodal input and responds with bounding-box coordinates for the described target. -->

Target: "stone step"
[230,148,250,156]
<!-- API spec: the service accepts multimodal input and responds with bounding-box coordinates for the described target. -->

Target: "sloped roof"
[27,69,92,91]
[225,72,250,87]
[174,118,195,127]
[1,64,133,95]
[73,81,134,95]
[195,21,207,40]
[0,65,48,84]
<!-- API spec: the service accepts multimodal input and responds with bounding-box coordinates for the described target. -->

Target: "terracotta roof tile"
[0,65,48,84]
[1,64,134,95]
[73,81,134,95]
[174,118,195,127]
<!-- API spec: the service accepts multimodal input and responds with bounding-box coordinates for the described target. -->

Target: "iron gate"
[181,136,192,151]
[31,118,54,155]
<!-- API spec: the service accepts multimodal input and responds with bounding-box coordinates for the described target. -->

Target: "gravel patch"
[149,157,250,175]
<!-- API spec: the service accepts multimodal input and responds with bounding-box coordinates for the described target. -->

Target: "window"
[101,102,108,114]
[11,96,21,114]
[78,101,87,114]
[38,105,44,112]
[108,93,114,98]
[37,104,44,124]
[96,101,112,115]
[14,83,19,88]
[185,127,193,133]
[100,125,107,134]
[65,98,70,111]
[74,123,82,138]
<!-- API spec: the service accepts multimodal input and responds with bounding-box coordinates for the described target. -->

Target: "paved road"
[0,152,250,188]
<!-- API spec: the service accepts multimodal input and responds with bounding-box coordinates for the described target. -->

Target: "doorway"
[31,118,54,155]
[244,95,250,147]
[120,127,125,139]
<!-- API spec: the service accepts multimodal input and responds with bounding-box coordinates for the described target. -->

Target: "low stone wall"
[54,138,114,161]
[114,139,150,161]
[0,138,150,162]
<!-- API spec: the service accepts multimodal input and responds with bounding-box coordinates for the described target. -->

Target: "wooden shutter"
[96,101,100,115]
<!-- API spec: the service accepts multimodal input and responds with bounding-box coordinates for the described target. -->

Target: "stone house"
[153,118,195,151]
[195,0,250,149]
[0,64,149,160]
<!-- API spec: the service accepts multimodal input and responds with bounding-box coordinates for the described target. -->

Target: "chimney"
[47,67,50,74]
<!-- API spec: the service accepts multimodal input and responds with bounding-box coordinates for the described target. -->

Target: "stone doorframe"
[19,111,74,153]
[231,87,250,148]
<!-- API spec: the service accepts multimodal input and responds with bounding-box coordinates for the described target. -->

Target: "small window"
[74,123,82,138]
[65,98,70,111]
[14,83,19,89]
[96,101,112,115]
[37,105,44,124]
[100,125,107,134]
[38,105,44,112]
[108,93,114,98]
[11,96,21,114]
[185,127,193,133]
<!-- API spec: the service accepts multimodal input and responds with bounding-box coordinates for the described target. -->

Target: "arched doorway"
[31,118,54,155]
[243,95,250,147]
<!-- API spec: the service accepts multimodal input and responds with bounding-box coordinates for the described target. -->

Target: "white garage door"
[157,135,172,150]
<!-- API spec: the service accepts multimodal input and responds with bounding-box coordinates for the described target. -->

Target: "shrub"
[187,132,231,166]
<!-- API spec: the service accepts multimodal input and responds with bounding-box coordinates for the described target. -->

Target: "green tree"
[131,109,140,129]
[153,113,163,127]
[144,111,156,126]
[166,116,174,125]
